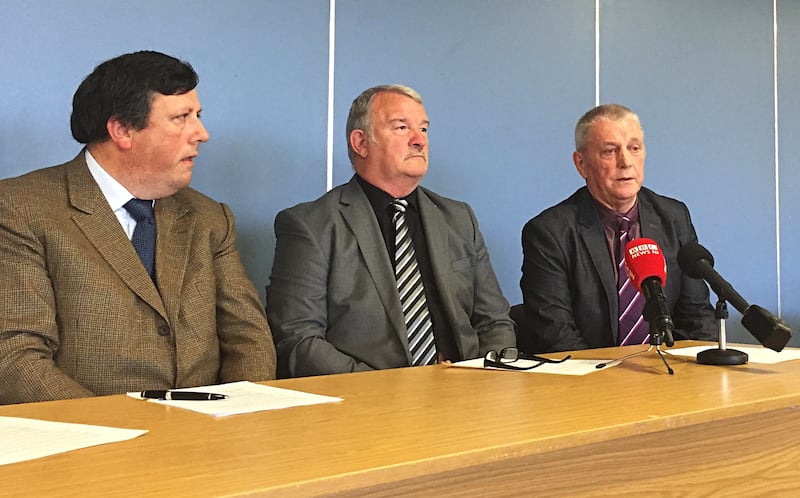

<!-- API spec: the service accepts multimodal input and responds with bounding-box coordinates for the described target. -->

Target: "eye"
[420,126,428,133]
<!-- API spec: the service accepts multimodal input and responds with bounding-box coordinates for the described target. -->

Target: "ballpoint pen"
[140,390,227,401]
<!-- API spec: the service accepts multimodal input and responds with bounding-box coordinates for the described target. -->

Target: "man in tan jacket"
[0,51,276,404]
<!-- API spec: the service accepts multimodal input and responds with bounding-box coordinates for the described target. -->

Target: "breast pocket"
[449,255,477,309]
[451,255,476,272]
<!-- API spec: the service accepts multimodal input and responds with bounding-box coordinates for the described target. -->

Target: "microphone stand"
[696,298,748,365]
[596,327,675,374]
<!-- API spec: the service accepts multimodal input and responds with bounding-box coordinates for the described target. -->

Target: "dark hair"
[70,50,198,145]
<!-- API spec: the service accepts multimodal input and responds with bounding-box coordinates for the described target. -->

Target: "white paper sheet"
[0,416,146,466]
[450,357,613,375]
[667,345,800,364]
[127,380,342,416]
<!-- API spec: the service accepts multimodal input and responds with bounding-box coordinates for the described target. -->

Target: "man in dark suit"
[520,104,716,353]
[267,84,514,377]
[0,51,276,404]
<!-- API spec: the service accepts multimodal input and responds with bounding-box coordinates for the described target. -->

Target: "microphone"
[624,238,675,347]
[677,242,791,352]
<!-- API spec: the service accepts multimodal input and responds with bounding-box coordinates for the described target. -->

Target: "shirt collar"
[594,197,639,230]
[355,174,419,213]
[84,149,137,212]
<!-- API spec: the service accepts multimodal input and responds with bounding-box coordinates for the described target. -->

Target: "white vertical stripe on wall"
[774,0,782,316]
[595,0,600,106]
[326,0,337,192]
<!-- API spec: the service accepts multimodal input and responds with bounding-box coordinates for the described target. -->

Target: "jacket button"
[157,324,171,336]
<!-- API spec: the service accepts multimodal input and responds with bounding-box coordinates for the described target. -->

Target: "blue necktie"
[123,198,156,278]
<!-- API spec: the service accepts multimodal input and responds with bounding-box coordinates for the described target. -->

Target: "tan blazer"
[0,153,276,404]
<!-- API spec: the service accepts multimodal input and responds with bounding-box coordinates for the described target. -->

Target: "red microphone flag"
[624,238,667,292]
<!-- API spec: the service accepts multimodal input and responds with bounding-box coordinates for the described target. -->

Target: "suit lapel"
[417,190,456,322]
[339,178,407,342]
[153,194,194,323]
[637,193,664,242]
[66,156,168,320]
[576,188,618,339]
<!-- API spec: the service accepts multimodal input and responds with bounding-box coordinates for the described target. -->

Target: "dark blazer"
[267,176,515,378]
[520,186,716,353]
[0,154,276,404]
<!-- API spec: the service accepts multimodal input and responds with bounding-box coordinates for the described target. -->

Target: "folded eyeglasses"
[484,347,571,370]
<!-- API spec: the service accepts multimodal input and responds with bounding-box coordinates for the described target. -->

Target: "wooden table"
[2,342,800,497]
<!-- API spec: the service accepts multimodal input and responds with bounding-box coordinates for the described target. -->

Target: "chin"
[407,164,428,177]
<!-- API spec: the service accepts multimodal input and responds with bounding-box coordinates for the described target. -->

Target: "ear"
[106,117,133,151]
[572,150,588,180]
[349,129,369,159]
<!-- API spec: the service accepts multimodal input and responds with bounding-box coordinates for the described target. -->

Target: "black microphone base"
[696,348,748,366]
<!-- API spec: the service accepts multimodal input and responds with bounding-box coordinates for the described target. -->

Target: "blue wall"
[1,1,796,346]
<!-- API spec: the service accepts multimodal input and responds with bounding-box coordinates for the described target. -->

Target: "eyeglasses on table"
[483,347,571,371]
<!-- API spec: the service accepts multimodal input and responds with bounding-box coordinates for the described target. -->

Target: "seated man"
[0,51,276,404]
[520,104,716,352]
[267,84,515,377]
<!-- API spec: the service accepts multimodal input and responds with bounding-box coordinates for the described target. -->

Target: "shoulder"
[0,161,76,220]
[524,187,587,233]
[166,187,237,233]
[416,186,483,236]
[277,182,351,223]
[638,187,691,217]
[0,161,71,194]
[171,187,225,212]
[418,186,471,213]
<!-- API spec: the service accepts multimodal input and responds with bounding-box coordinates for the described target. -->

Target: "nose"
[410,129,427,150]
[194,118,210,143]
[618,147,632,167]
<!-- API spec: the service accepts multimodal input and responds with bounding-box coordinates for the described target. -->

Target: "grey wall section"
[601,0,779,343]
[779,0,800,336]
[0,0,329,303]
[1,1,797,346]
[333,0,595,308]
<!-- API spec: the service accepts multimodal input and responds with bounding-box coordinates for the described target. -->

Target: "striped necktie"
[390,199,437,366]
[617,216,648,345]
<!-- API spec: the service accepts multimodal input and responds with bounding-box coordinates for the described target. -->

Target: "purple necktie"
[617,217,648,345]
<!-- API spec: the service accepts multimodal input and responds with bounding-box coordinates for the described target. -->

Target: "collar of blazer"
[338,177,455,351]
[66,154,193,321]
[575,186,666,338]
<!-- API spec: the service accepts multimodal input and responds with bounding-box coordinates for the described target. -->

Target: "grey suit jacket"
[520,186,717,352]
[0,154,276,404]
[267,176,515,377]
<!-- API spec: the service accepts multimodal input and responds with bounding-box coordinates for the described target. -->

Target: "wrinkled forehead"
[372,92,427,118]
[588,116,644,142]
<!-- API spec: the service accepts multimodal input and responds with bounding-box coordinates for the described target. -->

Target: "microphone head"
[624,238,667,293]
[677,242,715,279]
[741,305,792,352]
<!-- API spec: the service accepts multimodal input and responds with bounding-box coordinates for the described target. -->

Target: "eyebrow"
[388,118,430,124]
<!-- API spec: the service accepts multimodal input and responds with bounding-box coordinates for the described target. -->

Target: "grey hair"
[345,84,424,164]
[574,104,641,152]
